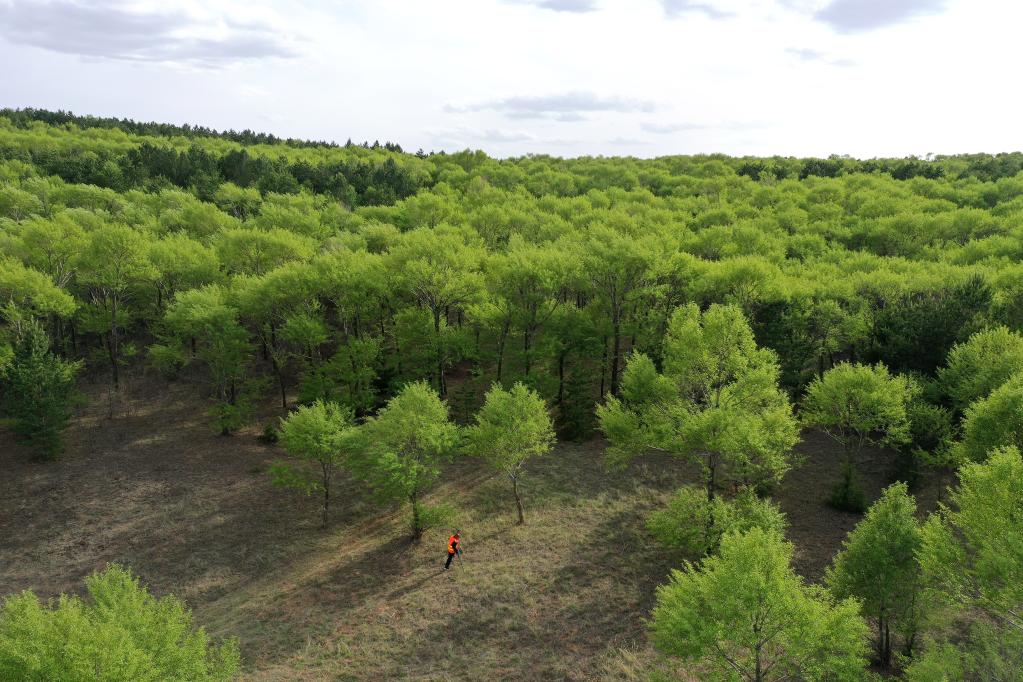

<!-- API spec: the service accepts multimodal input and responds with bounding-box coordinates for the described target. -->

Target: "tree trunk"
[496,319,510,383]
[556,352,566,406]
[272,355,287,410]
[410,493,422,539]
[322,465,331,528]
[599,335,608,397]
[523,330,532,376]
[433,310,446,398]
[108,296,120,390]
[610,318,622,397]
[512,475,525,525]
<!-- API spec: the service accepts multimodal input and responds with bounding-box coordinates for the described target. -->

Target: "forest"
[2,109,1023,680]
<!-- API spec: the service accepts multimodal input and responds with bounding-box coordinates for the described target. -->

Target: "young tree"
[801,362,910,512]
[599,303,799,503]
[272,400,357,527]
[159,286,252,435]
[938,326,1023,415]
[650,528,870,682]
[1,321,80,459]
[0,564,239,681]
[826,482,923,668]
[466,382,555,524]
[352,381,458,538]
[76,223,156,391]
[910,445,1023,677]
[388,227,484,397]
[577,226,659,397]
[647,486,787,557]
[955,373,1023,462]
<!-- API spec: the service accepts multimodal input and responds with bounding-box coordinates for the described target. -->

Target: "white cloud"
[0,0,300,66]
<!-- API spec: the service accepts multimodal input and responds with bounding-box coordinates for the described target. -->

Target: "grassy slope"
[0,373,946,680]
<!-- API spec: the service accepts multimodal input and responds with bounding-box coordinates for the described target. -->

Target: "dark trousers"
[445,552,456,569]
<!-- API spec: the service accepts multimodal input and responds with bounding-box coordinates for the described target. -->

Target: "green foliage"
[466,382,555,523]
[0,564,239,681]
[273,400,358,526]
[352,381,458,537]
[938,326,1023,414]
[826,483,923,667]
[646,486,786,557]
[650,528,870,681]
[955,373,1023,462]
[914,445,1023,676]
[1,322,81,459]
[599,303,799,501]
[801,362,910,511]
[161,286,251,434]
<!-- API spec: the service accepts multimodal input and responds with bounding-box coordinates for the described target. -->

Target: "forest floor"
[0,373,951,681]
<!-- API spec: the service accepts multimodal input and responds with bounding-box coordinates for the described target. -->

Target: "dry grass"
[0,374,948,680]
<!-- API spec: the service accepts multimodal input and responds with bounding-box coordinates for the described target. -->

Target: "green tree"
[955,372,1023,462]
[388,227,484,397]
[1,321,80,459]
[599,303,798,503]
[577,226,658,396]
[76,223,156,390]
[160,286,251,434]
[647,486,786,557]
[272,400,357,527]
[911,445,1023,678]
[466,382,555,524]
[352,381,458,538]
[650,528,870,682]
[825,482,923,668]
[938,326,1023,414]
[0,564,239,681]
[801,362,910,512]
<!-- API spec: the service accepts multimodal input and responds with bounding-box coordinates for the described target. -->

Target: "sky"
[0,0,1019,158]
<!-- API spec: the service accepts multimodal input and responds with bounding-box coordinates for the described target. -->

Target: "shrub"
[647,486,787,556]
[0,564,240,680]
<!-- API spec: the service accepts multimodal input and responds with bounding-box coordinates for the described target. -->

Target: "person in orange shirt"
[444,531,461,570]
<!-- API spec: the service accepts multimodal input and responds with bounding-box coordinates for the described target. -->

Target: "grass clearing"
[0,375,946,680]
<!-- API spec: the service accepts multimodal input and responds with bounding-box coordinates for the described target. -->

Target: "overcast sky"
[1,0,1019,158]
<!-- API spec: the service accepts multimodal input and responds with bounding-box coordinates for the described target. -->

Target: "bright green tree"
[599,303,799,503]
[910,445,1023,678]
[159,286,251,434]
[353,381,459,538]
[650,528,870,682]
[938,326,1023,414]
[76,223,156,390]
[0,564,239,681]
[955,373,1023,462]
[647,486,787,557]
[801,362,910,511]
[272,400,358,527]
[826,482,923,667]
[466,382,555,524]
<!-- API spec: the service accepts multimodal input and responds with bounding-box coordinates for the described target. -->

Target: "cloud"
[0,0,301,66]
[661,0,733,20]
[641,120,764,134]
[785,47,854,66]
[503,0,599,12]
[609,136,649,145]
[814,0,948,33]
[427,126,538,145]
[447,92,658,120]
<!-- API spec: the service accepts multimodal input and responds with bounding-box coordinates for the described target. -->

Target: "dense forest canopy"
[4,109,1023,678]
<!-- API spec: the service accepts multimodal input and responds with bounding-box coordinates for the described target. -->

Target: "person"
[445,531,461,570]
